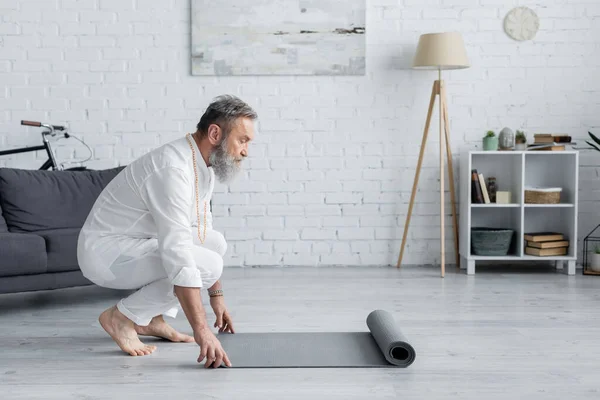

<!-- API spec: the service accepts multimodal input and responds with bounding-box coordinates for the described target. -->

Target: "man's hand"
[210,296,235,333]
[195,327,232,368]
[174,285,232,368]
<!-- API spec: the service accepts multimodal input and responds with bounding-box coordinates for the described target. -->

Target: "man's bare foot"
[98,305,157,356]
[135,315,195,343]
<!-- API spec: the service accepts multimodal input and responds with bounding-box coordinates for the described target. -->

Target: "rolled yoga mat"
[215,309,416,368]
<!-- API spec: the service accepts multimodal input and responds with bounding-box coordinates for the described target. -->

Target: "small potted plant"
[590,246,600,272]
[515,130,527,150]
[483,130,498,151]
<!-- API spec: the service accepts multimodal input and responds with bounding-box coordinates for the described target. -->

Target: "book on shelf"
[533,134,572,143]
[526,240,569,249]
[523,232,564,242]
[471,169,490,204]
[527,143,566,151]
[529,134,576,151]
[478,173,490,203]
[471,169,483,204]
[524,232,569,256]
[525,246,568,256]
[533,134,572,142]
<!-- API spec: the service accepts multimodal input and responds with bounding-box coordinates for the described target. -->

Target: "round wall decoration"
[504,7,539,41]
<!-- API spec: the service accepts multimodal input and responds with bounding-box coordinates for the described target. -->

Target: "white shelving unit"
[459,150,579,275]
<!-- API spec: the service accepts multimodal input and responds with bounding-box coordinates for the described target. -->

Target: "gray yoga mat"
[215,309,416,368]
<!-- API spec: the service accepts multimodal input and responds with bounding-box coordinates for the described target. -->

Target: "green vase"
[483,136,498,151]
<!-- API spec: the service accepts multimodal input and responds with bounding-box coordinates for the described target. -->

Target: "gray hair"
[197,94,257,138]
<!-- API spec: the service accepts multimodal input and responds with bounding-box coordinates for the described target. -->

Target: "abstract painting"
[191,0,366,76]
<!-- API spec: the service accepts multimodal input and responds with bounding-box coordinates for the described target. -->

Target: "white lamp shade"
[412,32,470,70]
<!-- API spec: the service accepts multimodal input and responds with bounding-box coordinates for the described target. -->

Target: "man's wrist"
[194,324,210,335]
[173,285,210,334]
[208,288,223,297]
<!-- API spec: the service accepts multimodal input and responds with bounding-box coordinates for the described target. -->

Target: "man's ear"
[207,124,222,145]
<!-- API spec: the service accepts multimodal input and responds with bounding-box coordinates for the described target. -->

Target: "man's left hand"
[210,296,235,334]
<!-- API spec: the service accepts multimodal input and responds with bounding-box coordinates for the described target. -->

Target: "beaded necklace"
[185,133,207,244]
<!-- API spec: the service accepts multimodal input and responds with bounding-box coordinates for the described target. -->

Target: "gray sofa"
[0,166,125,294]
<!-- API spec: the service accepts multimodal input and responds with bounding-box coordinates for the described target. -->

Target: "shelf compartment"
[524,152,577,205]
[523,207,576,258]
[470,207,521,257]
[471,152,523,205]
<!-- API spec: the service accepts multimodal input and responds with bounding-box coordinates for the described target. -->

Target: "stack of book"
[527,134,573,151]
[524,232,569,256]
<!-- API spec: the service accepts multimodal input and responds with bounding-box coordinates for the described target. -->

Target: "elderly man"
[77,95,257,368]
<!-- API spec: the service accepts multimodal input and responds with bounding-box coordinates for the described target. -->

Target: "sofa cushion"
[0,202,7,232]
[0,232,47,277]
[35,228,81,273]
[0,167,124,233]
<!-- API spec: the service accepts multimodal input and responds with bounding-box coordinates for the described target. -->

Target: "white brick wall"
[1,0,599,267]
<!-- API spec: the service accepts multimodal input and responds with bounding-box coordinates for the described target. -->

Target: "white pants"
[78,229,226,326]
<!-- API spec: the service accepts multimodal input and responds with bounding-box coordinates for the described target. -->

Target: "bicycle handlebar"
[21,120,65,131]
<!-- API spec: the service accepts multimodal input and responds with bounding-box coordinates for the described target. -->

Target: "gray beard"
[209,139,242,183]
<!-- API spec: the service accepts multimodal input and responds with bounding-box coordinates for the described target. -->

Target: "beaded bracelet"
[208,289,223,297]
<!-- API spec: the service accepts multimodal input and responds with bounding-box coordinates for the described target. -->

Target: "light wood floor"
[1,265,599,399]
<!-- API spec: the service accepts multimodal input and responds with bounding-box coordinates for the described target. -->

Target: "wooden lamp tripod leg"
[397,81,439,268]
[440,82,460,268]
[438,72,445,278]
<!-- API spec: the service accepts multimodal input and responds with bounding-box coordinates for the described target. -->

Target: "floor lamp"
[396,32,470,277]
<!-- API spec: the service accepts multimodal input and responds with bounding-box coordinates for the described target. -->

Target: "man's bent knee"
[213,230,228,257]
[198,230,228,257]
[194,247,224,287]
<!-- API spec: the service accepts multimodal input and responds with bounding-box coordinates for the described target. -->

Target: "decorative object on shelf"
[583,224,600,275]
[471,227,514,256]
[496,191,511,204]
[504,6,540,41]
[524,187,562,204]
[483,130,498,151]
[397,32,470,278]
[515,130,527,150]
[499,127,515,150]
[487,177,497,203]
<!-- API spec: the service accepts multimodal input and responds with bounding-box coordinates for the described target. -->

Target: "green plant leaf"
[588,131,600,147]
[586,140,600,152]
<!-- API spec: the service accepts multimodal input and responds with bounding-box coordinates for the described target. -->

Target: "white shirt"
[78,135,215,288]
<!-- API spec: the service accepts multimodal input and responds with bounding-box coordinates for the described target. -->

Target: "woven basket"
[524,188,562,204]
[471,228,514,256]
